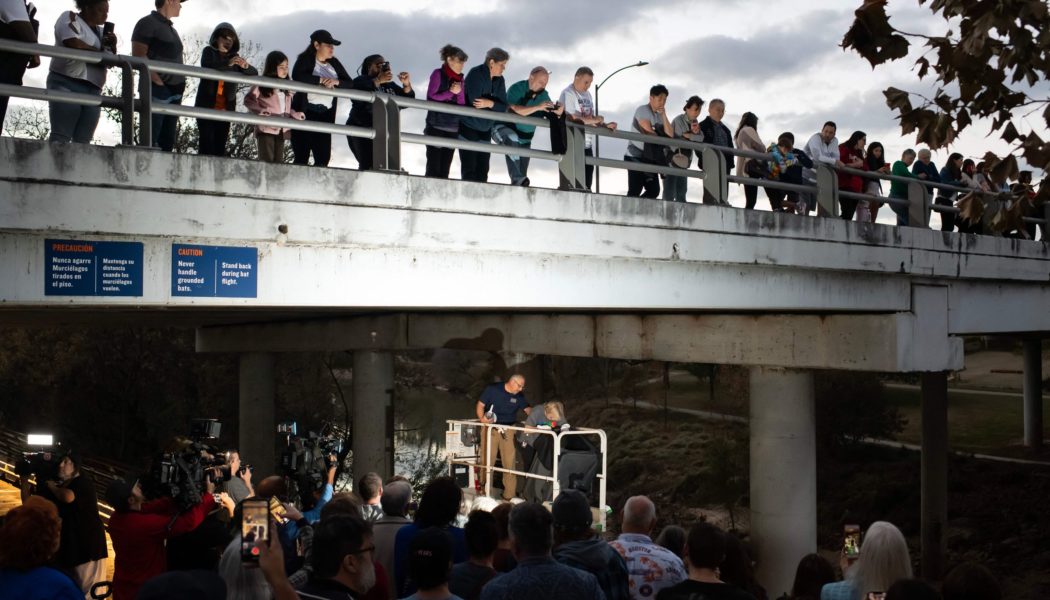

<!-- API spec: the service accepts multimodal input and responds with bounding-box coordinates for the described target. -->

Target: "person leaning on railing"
[837,130,867,220]
[459,47,509,183]
[131,0,187,152]
[348,53,415,171]
[244,51,305,164]
[625,84,674,200]
[290,29,352,168]
[935,152,964,232]
[424,44,467,179]
[857,141,889,224]
[698,99,735,205]
[733,111,764,210]
[664,95,704,204]
[0,0,40,130]
[887,149,917,226]
[46,0,116,145]
[194,22,257,157]
[495,65,562,187]
[559,66,616,191]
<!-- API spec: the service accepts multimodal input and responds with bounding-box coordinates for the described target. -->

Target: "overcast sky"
[10,0,1047,219]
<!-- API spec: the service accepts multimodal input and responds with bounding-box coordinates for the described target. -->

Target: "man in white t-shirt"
[559,66,617,190]
[0,0,40,129]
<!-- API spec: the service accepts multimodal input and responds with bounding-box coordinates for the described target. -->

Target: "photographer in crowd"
[105,476,219,600]
[19,451,108,597]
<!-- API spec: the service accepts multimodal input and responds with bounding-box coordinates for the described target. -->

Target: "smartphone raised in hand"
[241,498,269,565]
[844,524,862,560]
[268,495,288,524]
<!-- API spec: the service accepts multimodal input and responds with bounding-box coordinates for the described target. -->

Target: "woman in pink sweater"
[244,51,305,163]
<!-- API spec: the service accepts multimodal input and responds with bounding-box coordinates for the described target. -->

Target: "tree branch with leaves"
[842,0,1049,197]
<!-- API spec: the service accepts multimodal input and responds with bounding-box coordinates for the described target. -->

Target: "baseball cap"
[552,489,592,531]
[310,29,342,46]
[408,527,454,589]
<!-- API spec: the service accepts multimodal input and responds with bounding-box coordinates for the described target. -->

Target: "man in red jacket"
[105,477,218,600]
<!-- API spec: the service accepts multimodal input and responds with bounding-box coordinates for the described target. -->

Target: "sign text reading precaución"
[45,239,144,297]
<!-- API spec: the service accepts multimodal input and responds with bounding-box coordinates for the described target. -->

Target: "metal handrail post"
[385,97,401,172]
[552,431,561,500]
[558,125,582,190]
[908,181,930,228]
[118,62,135,146]
[816,163,840,217]
[371,96,388,171]
[701,147,727,204]
[136,63,152,147]
[484,424,493,498]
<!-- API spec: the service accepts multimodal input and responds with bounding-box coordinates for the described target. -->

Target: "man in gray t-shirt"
[131,0,186,151]
[624,84,673,199]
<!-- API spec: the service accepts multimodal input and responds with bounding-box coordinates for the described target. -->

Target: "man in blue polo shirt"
[475,374,529,501]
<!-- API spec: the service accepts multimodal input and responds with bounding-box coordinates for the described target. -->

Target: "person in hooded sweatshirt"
[195,22,258,156]
[552,490,630,600]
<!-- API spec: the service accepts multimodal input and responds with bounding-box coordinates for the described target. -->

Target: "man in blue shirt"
[475,374,529,501]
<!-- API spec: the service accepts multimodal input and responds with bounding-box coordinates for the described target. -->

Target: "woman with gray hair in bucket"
[459,47,509,182]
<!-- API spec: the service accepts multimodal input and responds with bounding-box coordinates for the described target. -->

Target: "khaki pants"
[478,424,517,500]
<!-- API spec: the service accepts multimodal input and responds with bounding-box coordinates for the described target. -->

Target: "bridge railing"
[0,38,1046,237]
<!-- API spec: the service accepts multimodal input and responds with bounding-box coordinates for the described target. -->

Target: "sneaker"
[520,177,530,187]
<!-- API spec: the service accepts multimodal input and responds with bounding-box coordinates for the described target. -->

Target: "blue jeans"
[46,72,101,144]
[151,82,184,151]
[663,175,688,202]
[889,193,909,226]
[491,124,531,184]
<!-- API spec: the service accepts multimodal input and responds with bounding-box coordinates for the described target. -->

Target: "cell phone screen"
[844,524,862,559]
[269,496,288,524]
[866,593,886,600]
[241,499,269,564]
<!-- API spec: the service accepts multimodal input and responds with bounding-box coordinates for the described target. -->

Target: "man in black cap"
[131,0,188,151]
[552,490,630,600]
[404,527,456,600]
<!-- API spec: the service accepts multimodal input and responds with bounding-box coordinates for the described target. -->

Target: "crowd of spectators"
[0,0,1041,233]
[0,449,1008,600]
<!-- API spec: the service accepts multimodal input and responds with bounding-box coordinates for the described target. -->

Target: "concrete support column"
[920,372,949,580]
[502,352,544,405]
[749,367,816,598]
[352,351,395,480]
[1023,339,1043,448]
[239,353,276,477]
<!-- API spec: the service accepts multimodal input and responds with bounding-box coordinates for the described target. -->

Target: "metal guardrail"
[0,38,1046,236]
[446,419,608,529]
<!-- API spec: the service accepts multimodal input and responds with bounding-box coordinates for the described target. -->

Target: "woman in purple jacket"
[424,44,468,178]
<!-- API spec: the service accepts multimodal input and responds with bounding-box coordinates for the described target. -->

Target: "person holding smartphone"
[46,0,116,144]
[347,53,415,171]
[494,66,563,187]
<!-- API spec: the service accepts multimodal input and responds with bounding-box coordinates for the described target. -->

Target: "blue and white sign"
[44,239,144,297]
[172,244,258,298]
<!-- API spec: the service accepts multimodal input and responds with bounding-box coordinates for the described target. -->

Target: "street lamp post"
[593,60,648,194]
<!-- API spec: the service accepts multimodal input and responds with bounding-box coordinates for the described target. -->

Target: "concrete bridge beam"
[749,367,816,597]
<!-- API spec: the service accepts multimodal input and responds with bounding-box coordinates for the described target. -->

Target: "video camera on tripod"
[14,433,66,482]
[278,421,347,505]
[148,419,232,511]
